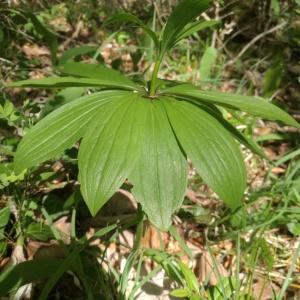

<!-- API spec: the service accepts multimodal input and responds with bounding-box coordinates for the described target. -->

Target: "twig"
[211,1,220,48]
[226,21,287,66]
[60,20,84,50]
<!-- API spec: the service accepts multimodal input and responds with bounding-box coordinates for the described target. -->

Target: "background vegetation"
[0,0,300,299]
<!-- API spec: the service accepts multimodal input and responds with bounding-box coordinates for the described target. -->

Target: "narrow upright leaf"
[129,99,188,230]
[14,91,123,173]
[163,84,300,128]
[163,98,246,209]
[106,12,159,47]
[174,20,219,45]
[78,94,148,215]
[199,46,218,82]
[161,0,211,52]
[27,12,58,64]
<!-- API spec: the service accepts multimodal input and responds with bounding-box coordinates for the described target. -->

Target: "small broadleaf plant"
[9,0,300,230]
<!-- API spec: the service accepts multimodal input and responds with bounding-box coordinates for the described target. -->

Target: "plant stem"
[133,204,144,250]
[277,240,300,300]
[149,58,162,96]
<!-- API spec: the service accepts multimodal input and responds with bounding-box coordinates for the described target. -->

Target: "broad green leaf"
[0,258,63,295]
[58,62,140,90]
[14,91,122,173]
[174,20,219,45]
[0,207,10,228]
[8,75,139,91]
[25,222,53,241]
[42,87,86,115]
[78,93,148,215]
[187,100,267,158]
[163,84,300,129]
[163,98,246,209]
[129,100,187,230]
[199,46,218,82]
[161,0,211,53]
[59,46,99,65]
[106,12,159,47]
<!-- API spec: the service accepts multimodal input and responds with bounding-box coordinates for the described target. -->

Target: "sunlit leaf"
[129,99,187,230]
[58,62,140,91]
[199,46,218,82]
[174,20,219,45]
[8,75,139,91]
[163,84,300,128]
[163,98,246,209]
[161,0,211,53]
[78,93,148,215]
[14,91,123,173]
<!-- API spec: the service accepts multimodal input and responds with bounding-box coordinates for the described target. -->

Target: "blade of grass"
[277,241,300,300]
[206,244,228,300]
[234,231,241,300]
[169,225,193,260]
[38,243,84,300]
[129,264,162,299]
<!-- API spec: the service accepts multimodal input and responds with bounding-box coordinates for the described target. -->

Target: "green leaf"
[8,75,138,91]
[199,46,218,82]
[129,100,187,230]
[170,288,190,298]
[163,98,246,209]
[208,277,238,300]
[27,12,58,65]
[14,91,121,173]
[177,261,199,292]
[161,0,211,53]
[59,46,99,65]
[174,20,219,45]
[0,258,63,295]
[287,222,300,236]
[0,207,10,228]
[42,87,86,115]
[263,62,283,97]
[106,12,159,48]
[25,222,53,241]
[163,84,300,129]
[188,101,267,158]
[58,62,140,90]
[78,93,148,215]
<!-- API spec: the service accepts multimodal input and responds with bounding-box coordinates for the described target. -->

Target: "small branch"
[226,21,287,66]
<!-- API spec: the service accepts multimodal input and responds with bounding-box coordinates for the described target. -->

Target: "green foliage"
[199,46,218,83]
[9,0,300,231]
[0,259,63,295]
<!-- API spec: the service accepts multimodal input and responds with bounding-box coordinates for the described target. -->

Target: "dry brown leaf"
[253,279,279,300]
[0,257,10,270]
[27,240,65,260]
[196,250,228,286]
[53,216,71,244]
[49,16,72,33]
[21,43,50,57]
[142,222,168,250]
[271,166,286,175]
